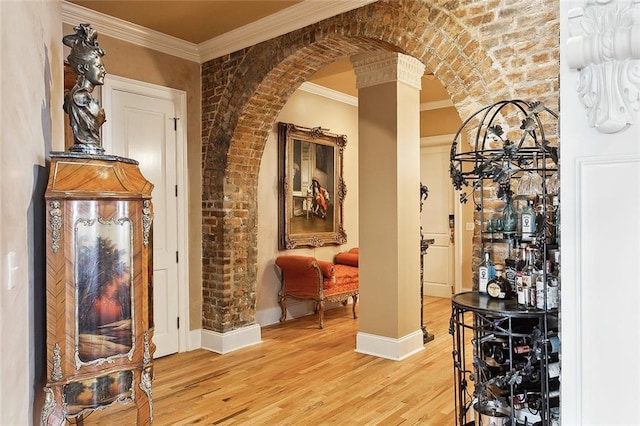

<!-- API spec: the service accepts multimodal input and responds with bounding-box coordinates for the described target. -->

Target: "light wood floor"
[81,296,456,425]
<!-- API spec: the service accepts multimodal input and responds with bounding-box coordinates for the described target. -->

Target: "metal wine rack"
[449,100,560,425]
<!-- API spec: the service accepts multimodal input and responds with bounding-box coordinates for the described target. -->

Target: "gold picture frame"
[278,122,347,249]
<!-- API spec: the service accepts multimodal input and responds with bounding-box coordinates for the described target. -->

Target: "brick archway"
[201,0,559,332]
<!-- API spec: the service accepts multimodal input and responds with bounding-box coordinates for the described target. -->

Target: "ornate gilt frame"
[278,122,347,249]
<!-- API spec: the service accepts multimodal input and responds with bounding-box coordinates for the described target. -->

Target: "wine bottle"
[478,252,495,294]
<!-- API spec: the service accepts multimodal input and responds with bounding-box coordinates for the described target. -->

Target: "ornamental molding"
[351,52,426,91]
[566,0,640,133]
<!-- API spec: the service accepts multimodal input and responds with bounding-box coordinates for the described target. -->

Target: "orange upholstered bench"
[275,248,359,328]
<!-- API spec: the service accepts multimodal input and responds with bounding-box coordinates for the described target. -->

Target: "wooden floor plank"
[79,296,456,425]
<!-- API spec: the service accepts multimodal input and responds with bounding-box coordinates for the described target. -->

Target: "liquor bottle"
[487,264,513,300]
[516,246,529,306]
[478,252,495,294]
[535,268,546,310]
[521,247,536,307]
[521,199,536,241]
[552,195,560,245]
[537,259,560,310]
[504,241,521,295]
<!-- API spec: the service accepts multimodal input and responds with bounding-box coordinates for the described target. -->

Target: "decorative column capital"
[351,52,426,91]
[566,0,640,133]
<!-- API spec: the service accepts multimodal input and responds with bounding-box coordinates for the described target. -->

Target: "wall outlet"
[465,222,474,231]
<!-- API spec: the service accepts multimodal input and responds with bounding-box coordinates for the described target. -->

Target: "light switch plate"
[7,251,17,290]
[465,222,474,231]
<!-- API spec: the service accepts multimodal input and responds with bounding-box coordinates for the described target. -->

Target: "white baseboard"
[424,282,453,298]
[200,323,262,354]
[187,328,202,351]
[355,329,424,361]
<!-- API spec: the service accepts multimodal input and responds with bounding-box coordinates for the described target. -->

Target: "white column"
[351,52,426,360]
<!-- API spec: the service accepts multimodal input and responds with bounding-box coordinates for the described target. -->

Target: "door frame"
[101,74,190,353]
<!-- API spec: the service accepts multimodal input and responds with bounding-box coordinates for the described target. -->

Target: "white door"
[103,76,185,358]
[420,142,455,298]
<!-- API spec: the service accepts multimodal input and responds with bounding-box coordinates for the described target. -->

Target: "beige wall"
[256,89,359,325]
[421,107,460,137]
[1,1,64,422]
[62,24,203,331]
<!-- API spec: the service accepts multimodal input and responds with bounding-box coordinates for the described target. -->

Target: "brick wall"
[201,0,559,332]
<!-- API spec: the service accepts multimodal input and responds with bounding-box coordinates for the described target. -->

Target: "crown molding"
[420,134,457,147]
[420,99,454,111]
[351,52,426,90]
[62,0,377,64]
[61,1,200,62]
[199,0,376,62]
[299,82,358,106]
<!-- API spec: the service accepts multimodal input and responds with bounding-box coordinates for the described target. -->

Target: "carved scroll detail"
[139,368,154,421]
[567,0,640,133]
[51,343,62,382]
[50,201,62,253]
[41,387,56,426]
[142,200,152,247]
[143,331,151,366]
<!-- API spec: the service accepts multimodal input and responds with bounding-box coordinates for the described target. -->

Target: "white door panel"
[420,144,454,298]
[107,84,180,358]
[423,245,449,284]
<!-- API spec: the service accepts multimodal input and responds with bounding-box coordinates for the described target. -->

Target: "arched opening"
[200,1,513,341]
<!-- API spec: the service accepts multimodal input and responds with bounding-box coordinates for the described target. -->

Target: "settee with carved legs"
[275,248,359,329]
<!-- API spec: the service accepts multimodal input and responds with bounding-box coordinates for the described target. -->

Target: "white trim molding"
[566,0,640,133]
[62,1,200,62]
[299,82,358,106]
[199,0,377,62]
[420,134,457,148]
[188,328,202,351]
[355,330,425,361]
[420,99,454,111]
[62,0,377,63]
[201,324,262,355]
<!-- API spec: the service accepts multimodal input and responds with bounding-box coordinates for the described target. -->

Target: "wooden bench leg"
[352,294,358,319]
[318,300,325,329]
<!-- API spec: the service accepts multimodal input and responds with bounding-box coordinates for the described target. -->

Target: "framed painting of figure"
[277,122,347,249]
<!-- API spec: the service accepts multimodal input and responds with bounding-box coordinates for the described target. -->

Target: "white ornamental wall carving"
[567,0,640,133]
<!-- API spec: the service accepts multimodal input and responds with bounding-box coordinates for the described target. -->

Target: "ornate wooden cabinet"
[42,152,155,425]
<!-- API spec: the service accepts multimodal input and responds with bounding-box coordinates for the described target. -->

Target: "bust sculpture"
[62,23,106,154]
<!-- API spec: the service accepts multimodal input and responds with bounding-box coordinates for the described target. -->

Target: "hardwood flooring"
[79,297,457,425]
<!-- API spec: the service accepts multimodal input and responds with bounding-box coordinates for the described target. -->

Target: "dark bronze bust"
[62,23,106,154]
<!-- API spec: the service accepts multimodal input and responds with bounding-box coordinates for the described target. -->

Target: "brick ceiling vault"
[200,0,560,332]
